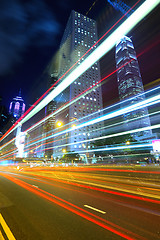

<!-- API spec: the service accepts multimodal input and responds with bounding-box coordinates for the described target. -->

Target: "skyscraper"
[46,51,60,128]
[52,10,103,157]
[115,36,152,140]
[9,90,25,120]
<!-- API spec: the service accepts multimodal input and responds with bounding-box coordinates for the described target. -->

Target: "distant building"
[40,52,60,158]
[115,36,152,140]
[45,51,60,130]
[51,10,103,157]
[9,90,25,120]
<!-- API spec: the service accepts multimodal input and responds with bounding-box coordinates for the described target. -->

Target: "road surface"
[0,164,159,240]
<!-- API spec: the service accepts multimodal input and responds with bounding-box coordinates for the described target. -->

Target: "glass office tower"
[115,36,152,140]
[52,10,103,157]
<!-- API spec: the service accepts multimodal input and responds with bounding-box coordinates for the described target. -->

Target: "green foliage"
[61,152,80,162]
[93,133,135,147]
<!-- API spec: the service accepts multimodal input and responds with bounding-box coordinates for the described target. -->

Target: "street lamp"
[62,149,66,153]
[56,121,63,127]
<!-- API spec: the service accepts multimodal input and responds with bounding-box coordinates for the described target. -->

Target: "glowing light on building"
[9,91,26,120]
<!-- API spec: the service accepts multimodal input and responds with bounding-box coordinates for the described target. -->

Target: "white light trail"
[1,0,159,142]
[21,123,160,156]
[1,90,160,156]
[26,85,160,135]
[24,142,153,157]
[73,143,153,154]
[19,0,160,124]
[23,94,160,148]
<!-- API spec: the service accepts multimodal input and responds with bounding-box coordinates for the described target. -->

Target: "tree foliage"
[93,133,135,147]
[61,152,80,162]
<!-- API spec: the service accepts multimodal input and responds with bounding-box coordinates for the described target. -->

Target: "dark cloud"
[25,0,60,47]
[0,0,60,75]
[56,0,72,10]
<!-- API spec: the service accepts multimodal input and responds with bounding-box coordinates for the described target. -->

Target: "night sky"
[0,0,159,111]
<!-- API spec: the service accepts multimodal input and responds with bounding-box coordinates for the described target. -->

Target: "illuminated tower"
[9,90,25,120]
[52,10,103,157]
[115,36,152,140]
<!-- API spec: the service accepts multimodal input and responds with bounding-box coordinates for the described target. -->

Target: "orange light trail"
[25,166,160,174]
[16,170,160,204]
[0,172,145,240]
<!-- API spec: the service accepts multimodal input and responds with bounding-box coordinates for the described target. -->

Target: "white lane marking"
[84,205,106,214]
[32,185,39,188]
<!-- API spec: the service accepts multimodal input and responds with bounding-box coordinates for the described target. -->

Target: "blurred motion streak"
[0,172,146,240]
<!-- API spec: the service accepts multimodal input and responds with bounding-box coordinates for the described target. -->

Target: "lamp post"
[62,149,66,153]
[125,140,130,164]
[54,120,64,160]
[56,121,63,128]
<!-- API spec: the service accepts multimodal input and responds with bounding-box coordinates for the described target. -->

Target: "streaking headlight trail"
[20,92,160,149]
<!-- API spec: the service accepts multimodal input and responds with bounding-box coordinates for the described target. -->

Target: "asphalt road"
[0,164,160,240]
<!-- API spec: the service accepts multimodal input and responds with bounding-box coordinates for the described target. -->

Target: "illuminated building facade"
[9,90,25,120]
[115,36,152,140]
[52,10,103,157]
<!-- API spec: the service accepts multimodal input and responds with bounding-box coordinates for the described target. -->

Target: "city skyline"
[0,0,159,110]
[0,2,159,238]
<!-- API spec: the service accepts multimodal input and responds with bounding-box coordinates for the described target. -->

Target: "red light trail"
[12,169,160,204]
[0,172,146,240]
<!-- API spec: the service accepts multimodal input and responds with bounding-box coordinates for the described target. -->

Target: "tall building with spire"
[115,36,152,140]
[9,90,25,120]
[52,10,103,157]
